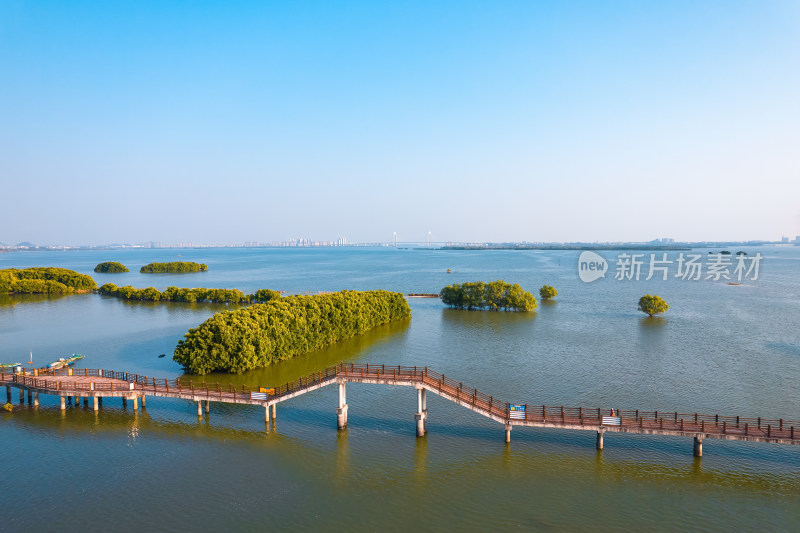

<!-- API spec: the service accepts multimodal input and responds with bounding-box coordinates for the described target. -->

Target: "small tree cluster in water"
[94,262,129,273]
[0,267,97,294]
[173,290,412,374]
[140,262,208,273]
[440,280,537,311]
[98,283,281,304]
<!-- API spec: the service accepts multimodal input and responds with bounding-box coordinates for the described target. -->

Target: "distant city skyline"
[3,235,799,251]
[2,1,799,246]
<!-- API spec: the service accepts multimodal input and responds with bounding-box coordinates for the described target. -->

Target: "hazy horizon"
[2,1,799,246]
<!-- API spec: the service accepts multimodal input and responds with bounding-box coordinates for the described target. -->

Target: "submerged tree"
[94,262,129,273]
[638,294,668,317]
[439,280,536,312]
[539,285,558,300]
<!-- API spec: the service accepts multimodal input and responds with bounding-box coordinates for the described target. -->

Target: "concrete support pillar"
[60,396,66,411]
[197,401,203,418]
[272,403,276,419]
[415,412,426,437]
[596,430,604,450]
[27,390,32,403]
[74,395,80,406]
[205,400,210,413]
[504,423,512,443]
[265,405,270,424]
[132,397,138,411]
[337,405,348,429]
[421,388,428,431]
[98,397,103,406]
[414,386,428,436]
[19,388,25,403]
[83,396,88,406]
[141,395,146,408]
[337,381,348,429]
[122,397,127,408]
[33,392,39,407]
[6,387,10,402]
[93,396,99,411]
[693,435,703,457]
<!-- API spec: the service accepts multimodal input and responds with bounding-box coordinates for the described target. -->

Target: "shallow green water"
[1,247,799,531]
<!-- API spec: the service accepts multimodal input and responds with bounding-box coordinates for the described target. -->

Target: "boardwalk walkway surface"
[2,363,798,455]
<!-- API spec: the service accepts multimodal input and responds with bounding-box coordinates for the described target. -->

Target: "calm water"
[1,247,799,531]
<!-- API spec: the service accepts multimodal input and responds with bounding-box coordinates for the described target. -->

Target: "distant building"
[782,236,790,243]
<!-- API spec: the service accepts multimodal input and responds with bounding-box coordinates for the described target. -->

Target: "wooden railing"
[2,363,799,442]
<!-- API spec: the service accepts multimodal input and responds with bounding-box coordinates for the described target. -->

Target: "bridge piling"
[504,423,512,443]
[415,386,427,437]
[337,381,348,429]
[19,388,24,403]
[272,403,276,420]
[27,390,32,403]
[33,392,39,407]
[141,395,146,408]
[132,397,138,411]
[596,430,604,450]
[60,396,66,410]
[694,435,703,457]
[83,396,88,407]
[93,396,99,411]
[197,401,202,418]
[6,387,10,402]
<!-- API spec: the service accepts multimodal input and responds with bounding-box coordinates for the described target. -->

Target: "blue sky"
[1,1,799,245]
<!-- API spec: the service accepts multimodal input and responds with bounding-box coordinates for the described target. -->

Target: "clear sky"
[1,0,799,246]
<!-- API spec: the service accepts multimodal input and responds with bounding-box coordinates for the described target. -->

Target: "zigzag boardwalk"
[2,363,798,456]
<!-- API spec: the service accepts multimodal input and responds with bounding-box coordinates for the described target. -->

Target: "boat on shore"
[48,354,84,370]
[1,362,22,369]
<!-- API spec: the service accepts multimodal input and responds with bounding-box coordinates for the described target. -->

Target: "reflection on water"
[0,293,71,307]
[189,318,412,388]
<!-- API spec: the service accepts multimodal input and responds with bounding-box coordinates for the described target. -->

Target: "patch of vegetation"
[98,283,281,304]
[440,280,537,311]
[94,262,129,273]
[173,290,411,374]
[539,285,558,300]
[0,267,97,294]
[140,262,208,273]
[638,294,668,317]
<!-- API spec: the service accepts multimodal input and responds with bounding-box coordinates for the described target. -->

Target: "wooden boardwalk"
[2,363,798,455]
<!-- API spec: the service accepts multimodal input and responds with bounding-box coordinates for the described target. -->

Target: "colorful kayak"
[1,362,22,369]
[48,354,84,370]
